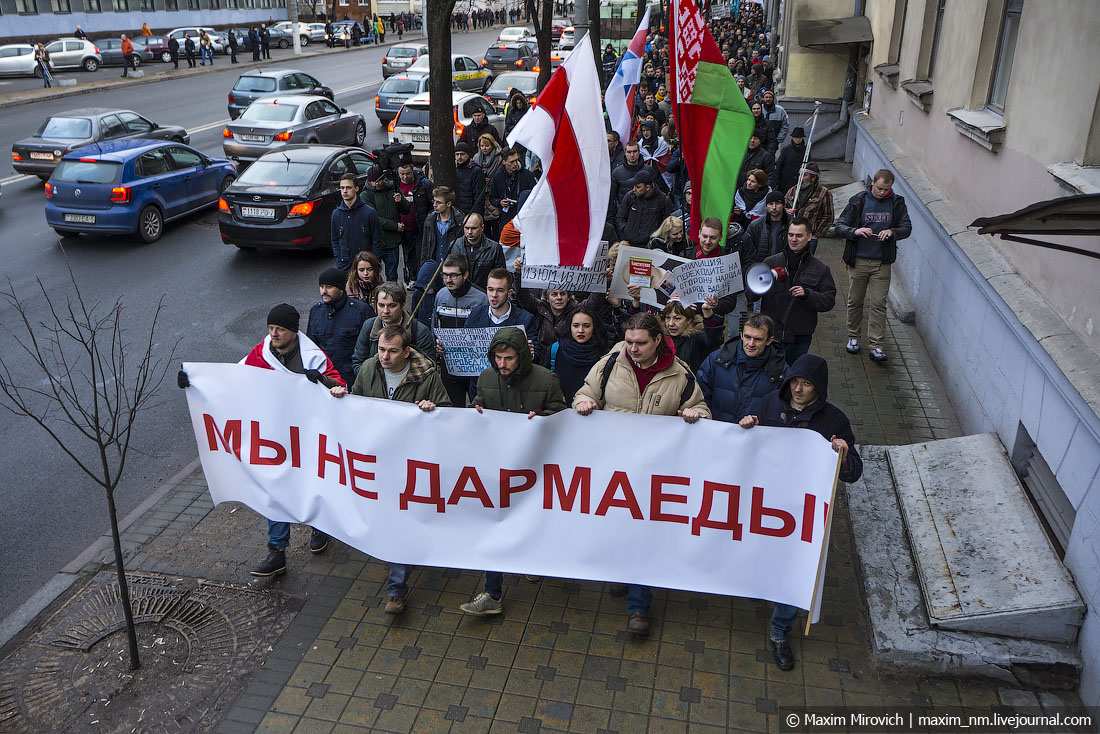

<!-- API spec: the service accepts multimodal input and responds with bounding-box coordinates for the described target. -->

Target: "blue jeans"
[267,519,290,550]
[380,247,399,282]
[229,45,237,62]
[770,603,799,641]
[779,338,812,366]
[201,46,212,64]
[483,572,503,600]
[626,584,652,614]
[388,564,412,597]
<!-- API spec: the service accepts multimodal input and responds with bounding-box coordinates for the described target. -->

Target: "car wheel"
[136,205,163,244]
[82,57,99,72]
[132,56,142,68]
[300,35,309,46]
[278,39,290,49]
[482,76,493,93]
[161,50,172,63]
[352,120,366,146]
[33,66,42,77]
[53,228,79,239]
[219,174,235,193]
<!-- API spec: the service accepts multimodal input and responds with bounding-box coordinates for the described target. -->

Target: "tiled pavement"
[57,234,1080,733]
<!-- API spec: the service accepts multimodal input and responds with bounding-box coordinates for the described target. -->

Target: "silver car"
[382,42,429,77]
[43,38,103,72]
[168,27,226,54]
[0,44,37,76]
[227,68,334,119]
[222,96,366,163]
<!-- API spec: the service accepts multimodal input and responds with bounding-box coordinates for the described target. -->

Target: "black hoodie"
[756,354,863,483]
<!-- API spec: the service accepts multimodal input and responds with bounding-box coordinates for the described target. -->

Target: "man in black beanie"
[240,303,346,576]
[453,141,485,217]
[775,126,807,195]
[743,190,791,265]
[307,268,375,386]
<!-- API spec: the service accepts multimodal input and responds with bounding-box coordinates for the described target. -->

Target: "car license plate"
[241,206,275,219]
[412,133,430,142]
[389,97,408,104]
[30,152,53,160]
[236,134,266,143]
[64,213,95,224]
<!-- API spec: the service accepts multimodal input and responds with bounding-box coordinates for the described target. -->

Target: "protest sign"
[609,246,692,308]
[436,325,526,377]
[521,242,609,293]
[671,253,744,303]
[183,362,841,616]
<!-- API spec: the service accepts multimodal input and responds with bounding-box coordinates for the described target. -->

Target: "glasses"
[441,272,463,280]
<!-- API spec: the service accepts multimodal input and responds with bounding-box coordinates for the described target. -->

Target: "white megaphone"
[746,263,789,295]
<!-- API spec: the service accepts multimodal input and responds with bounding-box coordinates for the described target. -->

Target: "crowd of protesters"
[188,0,915,676]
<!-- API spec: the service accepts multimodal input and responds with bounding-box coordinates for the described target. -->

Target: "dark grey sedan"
[227,68,334,120]
[222,96,365,163]
[94,38,155,67]
[11,108,189,180]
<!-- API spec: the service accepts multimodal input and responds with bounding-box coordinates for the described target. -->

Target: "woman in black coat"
[550,306,607,403]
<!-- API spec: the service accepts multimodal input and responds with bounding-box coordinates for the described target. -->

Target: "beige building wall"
[780,0,851,99]
[864,0,1100,353]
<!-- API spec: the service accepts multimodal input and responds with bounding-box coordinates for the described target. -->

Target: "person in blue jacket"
[463,268,539,363]
[697,313,785,423]
[331,174,383,273]
[306,268,375,386]
[739,352,862,673]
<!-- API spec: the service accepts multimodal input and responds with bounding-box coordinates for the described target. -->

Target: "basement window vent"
[1010,424,1075,557]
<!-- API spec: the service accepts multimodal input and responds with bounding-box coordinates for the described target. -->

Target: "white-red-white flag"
[507,34,610,266]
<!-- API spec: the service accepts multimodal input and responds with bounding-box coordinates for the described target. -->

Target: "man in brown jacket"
[784,162,833,255]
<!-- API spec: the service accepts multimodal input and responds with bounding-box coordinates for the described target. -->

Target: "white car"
[0,44,37,76]
[168,27,227,54]
[271,21,322,45]
[42,38,103,72]
[559,27,575,50]
[389,91,505,161]
[497,26,534,43]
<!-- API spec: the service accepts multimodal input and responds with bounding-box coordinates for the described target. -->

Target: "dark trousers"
[185,50,195,67]
[121,53,136,76]
[170,50,179,68]
[779,338,813,367]
[252,46,260,61]
[229,45,237,62]
[380,247,399,282]
[262,42,270,59]
[400,229,420,281]
[441,372,473,408]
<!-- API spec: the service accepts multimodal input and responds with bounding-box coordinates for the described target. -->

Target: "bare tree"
[526,0,554,88]
[0,265,175,671]
[427,0,459,191]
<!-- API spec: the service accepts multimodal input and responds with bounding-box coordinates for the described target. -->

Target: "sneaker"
[846,338,860,354]
[609,583,628,597]
[524,575,541,583]
[771,638,795,670]
[384,595,406,615]
[459,591,503,615]
[250,546,286,577]
[627,612,650,634]
[870,348,887,362]
[308,528,329,554]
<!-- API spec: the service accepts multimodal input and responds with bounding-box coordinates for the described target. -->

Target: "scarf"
[558,336,604,368]
[737,184,766,212]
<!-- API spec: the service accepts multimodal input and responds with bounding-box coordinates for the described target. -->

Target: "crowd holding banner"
[179,0,889,674]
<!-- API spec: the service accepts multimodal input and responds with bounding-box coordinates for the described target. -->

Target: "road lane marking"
[1,174,34,186]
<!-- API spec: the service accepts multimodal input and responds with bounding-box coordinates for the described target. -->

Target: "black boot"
[771,638,794,670]
[251,545,286,576]
[309,528,329,554]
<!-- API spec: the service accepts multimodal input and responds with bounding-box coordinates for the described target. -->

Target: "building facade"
[782,0,1100,705]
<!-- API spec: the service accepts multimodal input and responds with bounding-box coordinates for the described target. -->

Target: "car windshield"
[390,47,417,57]
[52,160,121,184]
[241,103,299,122]
[233,76,277,93]
[486,48,520,61]
[236,159,320,186]
[35,117,93,139]
[380,78,420,94]
[408,57,429,70]
[395,106,430,127]
[500,29,522,38]
[491,74,537,93]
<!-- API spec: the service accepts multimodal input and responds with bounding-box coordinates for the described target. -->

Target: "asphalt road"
[0,27,505,621]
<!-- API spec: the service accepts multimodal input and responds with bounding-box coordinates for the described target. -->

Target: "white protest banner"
[522,242,609,293]
[671,253,744,303]
[503,244,524,270]
[608,246,692,308]
[183,363,841,613]
[436,325,526,377]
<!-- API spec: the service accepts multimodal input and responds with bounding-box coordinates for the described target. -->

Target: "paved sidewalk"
[0,224,1084,732]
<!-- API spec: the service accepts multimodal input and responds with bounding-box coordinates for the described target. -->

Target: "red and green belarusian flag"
[670,0,754,245]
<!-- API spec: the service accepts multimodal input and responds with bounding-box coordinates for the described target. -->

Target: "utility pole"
[289,0,302,55]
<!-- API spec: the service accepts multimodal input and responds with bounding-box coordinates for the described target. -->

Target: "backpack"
[550,341,559,371]
[596,351,697,410]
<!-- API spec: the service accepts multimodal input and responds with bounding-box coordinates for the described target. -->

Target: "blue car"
[44,138,236,243]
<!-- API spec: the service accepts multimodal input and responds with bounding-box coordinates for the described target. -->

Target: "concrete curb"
[0,456,201,652]
[0,33,426,109]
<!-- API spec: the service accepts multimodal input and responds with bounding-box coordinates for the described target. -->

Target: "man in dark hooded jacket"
[457,326,566,617]
[739,352,862,672]
[362,166,411,281]
[453,142,485,216]
[697,313,785,423]
[774,127,806,195]
[307,268,375,385]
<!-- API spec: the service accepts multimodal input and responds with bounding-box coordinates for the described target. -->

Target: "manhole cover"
[0,571,300,733]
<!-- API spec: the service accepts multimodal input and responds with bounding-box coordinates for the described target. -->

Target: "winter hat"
[791,127,805,138]
[454,142,472,154]
[318,268,346,291]
[804,162,820,175]
[765,191,785,204]
[267,303,300,332]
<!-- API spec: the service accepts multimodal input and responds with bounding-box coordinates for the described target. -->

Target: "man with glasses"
[432,253,487,406]
[331,174,383,274]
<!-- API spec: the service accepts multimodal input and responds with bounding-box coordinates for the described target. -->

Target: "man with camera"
[362,165,411,282]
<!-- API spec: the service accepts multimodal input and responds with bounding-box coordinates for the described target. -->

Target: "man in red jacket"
[120,34,136,77]
[241,304,344,577]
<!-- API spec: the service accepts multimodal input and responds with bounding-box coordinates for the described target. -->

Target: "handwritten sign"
[671,254,743,304]
[436,325,526,378]
[521,242,609,293]
[609,246,692,308]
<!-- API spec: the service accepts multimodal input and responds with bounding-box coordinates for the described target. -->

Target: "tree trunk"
[106,487,141,670]
[527,0,552,90]
[427,0,458,190]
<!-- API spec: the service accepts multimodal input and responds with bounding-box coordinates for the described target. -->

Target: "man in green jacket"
[362,166,411,281]
[458,326,566,616]
[330,324,451,615]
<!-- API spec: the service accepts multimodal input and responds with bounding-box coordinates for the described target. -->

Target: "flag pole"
[790,100,821,212]
[804,447,844,637]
